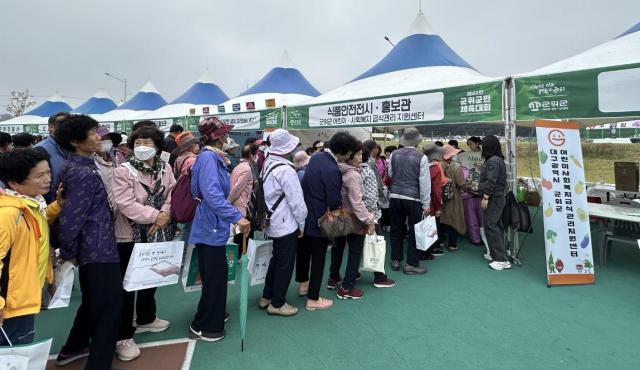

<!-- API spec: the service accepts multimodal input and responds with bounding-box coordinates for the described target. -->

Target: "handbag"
[360,234,386,273]
[442,180,455,201]
[247,238,273,286]
[414,216,439,251]
[0,335,52,370]
[170,160,201,223]
[318,208,356,238]
[131,179,176,243]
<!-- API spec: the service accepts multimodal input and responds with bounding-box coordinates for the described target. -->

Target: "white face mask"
[134,145,157,161]
[100,140,113,153]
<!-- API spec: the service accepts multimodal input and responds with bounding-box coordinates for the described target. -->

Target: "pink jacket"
[228,160,254,217]
[112,161,176,243]
[339,163,374,233]
[175,152,197,177]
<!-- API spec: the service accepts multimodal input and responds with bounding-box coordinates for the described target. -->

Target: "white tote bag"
[360,234,386,273]
[0,335,52,370]
[414,216,439,251]
[123,241,184,292]
[247,239,273,286]
[47,261,76,309]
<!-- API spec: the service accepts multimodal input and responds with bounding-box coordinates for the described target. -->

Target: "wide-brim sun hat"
[293,151,310,169]
[400,127,423,147]
[198,117,233,141]
[441,144,462,160]
[268,129,300,155]
[223,138,240,152]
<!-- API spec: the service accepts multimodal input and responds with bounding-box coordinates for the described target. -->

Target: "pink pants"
[463,196,483,244]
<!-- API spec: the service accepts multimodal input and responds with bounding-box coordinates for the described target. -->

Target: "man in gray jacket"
[388,128,431,274]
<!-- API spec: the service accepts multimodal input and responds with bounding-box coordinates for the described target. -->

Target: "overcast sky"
[1,0,639,113]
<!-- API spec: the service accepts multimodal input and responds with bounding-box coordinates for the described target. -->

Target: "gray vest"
[390,147,423,200]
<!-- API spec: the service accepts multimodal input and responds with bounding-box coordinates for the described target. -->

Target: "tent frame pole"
[504,77,521,265]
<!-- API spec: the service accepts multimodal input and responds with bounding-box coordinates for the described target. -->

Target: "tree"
[4,90,36,117]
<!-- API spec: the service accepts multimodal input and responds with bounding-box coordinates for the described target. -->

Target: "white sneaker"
[483,253,493,261]
[135,317,170,334]
[489,261,512,271]
[116,338,141,361]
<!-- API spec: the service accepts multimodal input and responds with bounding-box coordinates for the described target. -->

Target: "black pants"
[117,242,157,340]
[61,263,122,370]
[295,235,329,300]
[192,244,228,333]
[330,235,385,284]
[442,223,459,248]
[263,232,297,307]
[390,198,423,266]
[484,196,507,262]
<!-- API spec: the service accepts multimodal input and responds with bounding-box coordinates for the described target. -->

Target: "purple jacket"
[58,153,119,266]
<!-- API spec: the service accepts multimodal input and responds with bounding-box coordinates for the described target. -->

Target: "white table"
[588,203,640,265]
[586,183,640,202]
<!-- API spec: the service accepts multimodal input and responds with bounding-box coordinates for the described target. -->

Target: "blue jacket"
[301,152,342,237]
[35,136,69,203]
[189,150,242,247]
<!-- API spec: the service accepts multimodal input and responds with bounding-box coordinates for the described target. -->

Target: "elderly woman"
[462,136,484,245]
[228,143,258,246]
[423,144,445,257]
[440,145,467,252]
[111,124,176,361]
[173,132,200,178]
[293,150,310,181]
[0,149,64,346]
[54,115,122,370]
[188,118,250,341]
[332,141,376,300]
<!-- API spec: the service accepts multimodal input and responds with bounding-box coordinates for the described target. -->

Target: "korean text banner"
[516,62,640,122]
[536,120,595,286]
[185,108,282,132]
[286,81,503,129]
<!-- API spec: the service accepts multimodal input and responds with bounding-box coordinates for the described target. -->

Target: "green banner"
[185,108,282,132]
[515,62,640,121]
[286,81,503,129]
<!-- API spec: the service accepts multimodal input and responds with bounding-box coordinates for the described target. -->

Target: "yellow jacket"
[0,194,60,319]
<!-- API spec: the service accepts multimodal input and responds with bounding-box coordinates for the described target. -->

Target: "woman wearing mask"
[478,135,509,270]
[111,125,176,361]
[228,144,258,246]
[329,145,395,290]
[439,145,467,252]
[333,142,376,300]
[188,117,250,341]
[462,136,484,245]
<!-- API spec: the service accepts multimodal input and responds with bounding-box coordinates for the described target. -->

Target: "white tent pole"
[282,106,287,130]
[504,77,521,264]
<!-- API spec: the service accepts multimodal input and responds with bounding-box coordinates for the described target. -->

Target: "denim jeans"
[0,314,35,346]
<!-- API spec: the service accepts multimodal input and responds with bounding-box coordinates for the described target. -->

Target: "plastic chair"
[601,198,640,265]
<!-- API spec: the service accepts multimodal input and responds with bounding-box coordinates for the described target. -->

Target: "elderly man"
[388,127,431,275]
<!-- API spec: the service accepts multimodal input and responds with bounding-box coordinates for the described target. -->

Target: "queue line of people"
[0,112,509,369]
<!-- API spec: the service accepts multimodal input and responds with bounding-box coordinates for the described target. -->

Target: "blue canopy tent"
[71,89,117,114]
[138,71,229,120]
[222,51,320,113]
[94,81,167,123]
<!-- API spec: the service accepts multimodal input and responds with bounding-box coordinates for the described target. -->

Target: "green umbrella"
[239,233,249,351]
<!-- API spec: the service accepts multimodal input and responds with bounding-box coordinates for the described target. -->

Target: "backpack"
[253,162,290,231]
[170,159,201,224]
[131,178,176,242]
[501,191,533,233]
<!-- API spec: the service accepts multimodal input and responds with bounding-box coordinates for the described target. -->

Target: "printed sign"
[202,107,210,114]
[217,105,226,113]
[246,101,256,110]
[0,125,23,134]
[232,103,241,112]
[308,92,444,127]
[536,120,595,286]
[265,98,276,108]
[457,151,483,172]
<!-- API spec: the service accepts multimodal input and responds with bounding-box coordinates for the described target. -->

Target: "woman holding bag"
[329,145,395,290]
[330,142,376,300]
[112,125,176,361]
[439,145,467,252]
[188,117,250,341]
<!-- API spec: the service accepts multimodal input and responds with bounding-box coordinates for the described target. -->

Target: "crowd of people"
[0,112,508,369]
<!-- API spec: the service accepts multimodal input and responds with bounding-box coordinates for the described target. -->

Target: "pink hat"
[293,151,310,169]
[441,144,461,160]
[198,117,233,141]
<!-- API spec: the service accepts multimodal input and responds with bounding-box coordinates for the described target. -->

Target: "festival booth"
[71,89,117,115]
[180,52,322,145]
[510,21,640,285]
[93,81,167,133]
[0,94,72,135]
[285,11,505,146]
[135,71,229,132]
